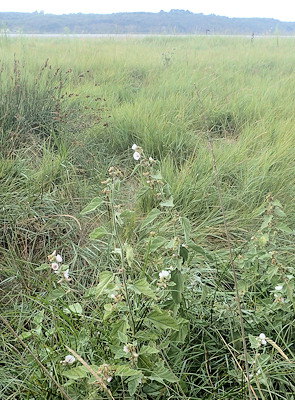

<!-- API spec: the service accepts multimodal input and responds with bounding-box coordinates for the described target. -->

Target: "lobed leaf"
[146,308,179,331]
[130,278,157,299]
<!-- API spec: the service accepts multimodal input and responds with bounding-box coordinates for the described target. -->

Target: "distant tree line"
[0,10,294,35]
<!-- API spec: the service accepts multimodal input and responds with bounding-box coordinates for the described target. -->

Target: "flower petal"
[133,151,141,160]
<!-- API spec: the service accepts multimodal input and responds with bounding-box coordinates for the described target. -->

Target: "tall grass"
[0,36,294,399]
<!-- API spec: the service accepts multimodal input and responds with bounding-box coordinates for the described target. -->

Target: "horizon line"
[0,10,294,23]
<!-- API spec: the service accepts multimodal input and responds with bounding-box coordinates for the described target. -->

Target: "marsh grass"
[0,36,294,399]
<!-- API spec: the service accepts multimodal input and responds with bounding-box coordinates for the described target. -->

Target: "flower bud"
[56,254,63,263]
[61,355,76,365]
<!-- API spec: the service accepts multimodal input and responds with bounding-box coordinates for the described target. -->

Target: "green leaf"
[187,242,206,255]
[103,303,114,321]
[89,226,109,240]
[135,330,159,341]
[260,215,273,230]
[142,381,163,396]
[115,365,143,377]
[33,310,44,325]
[179,245,189,263]
[114,211,123,226]
[46,288,67,301]
[274,207,286,218]
[63,379,76,387]
[19,330,33,339]
[146,308,179,331]
[139,345,159,355]
[80,197,103,215]
[276,223,293,234]
[286,281,294,301]
[128,375,142,396]
[170,319,189,343]
[35,263,50,271]
[180,216,191,243]
[237,280,250,295]
[111,318,130,344]
[62,366,88,380]
[117,331,128,343]
[272,199,283,208]
[113,347,127,359]
[248,334,260,349]
[120,209,136,220]
[170,269,184,304]
[130,278,157,299]
[188,242,213,261]
[34,326,42,336]
[64,303,83,315]
[125,244,134,267]
[149,236,166,252]
[160,197,174,208]
[140,208,162,230]
[85,271,114,298]
[267,264,279,280]
[148,362,178,383]
[151,171,163,180]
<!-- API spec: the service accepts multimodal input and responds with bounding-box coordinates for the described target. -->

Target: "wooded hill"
[0,9,295,35]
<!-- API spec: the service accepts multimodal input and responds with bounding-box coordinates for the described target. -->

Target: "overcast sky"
[1,0,295,22]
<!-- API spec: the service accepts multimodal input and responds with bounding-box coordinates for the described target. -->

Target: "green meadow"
[0,36,294,399]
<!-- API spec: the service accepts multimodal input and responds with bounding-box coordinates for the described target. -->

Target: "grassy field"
[0,36,294,399]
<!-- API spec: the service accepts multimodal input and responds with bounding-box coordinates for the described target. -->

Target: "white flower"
[275,285,283,291]
[61,355,76,365]
[51,262,59,272]
[56,254,63,263]
[107,376,113,382]
[159,270,171,280]
[133,151,141,161]
[259,333,266,340]
[258,333,267,346]
[132,144,138,151]
[123,345,130,353]
[63,269,71,281]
